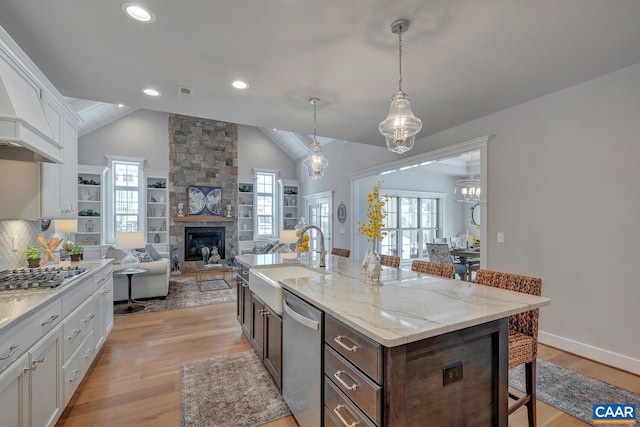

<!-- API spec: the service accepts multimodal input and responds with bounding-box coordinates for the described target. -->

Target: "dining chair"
[379,254,400,268]
[330,248,351,258]
[411,260,454,279]
[475,269,542,427]
[424,243,467,281]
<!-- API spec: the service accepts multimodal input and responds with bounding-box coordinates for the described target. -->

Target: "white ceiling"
[1,1,640,149]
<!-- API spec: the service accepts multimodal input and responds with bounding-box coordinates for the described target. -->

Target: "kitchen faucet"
[298,225,326,268]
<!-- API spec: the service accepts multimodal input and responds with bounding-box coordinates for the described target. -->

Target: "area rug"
[181,350,290,427]
[114,275,236,315]
[509,358,640,424]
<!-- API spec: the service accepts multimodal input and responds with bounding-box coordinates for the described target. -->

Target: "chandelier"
[379,19,422,154]
[454,176,481,203]
[303,97,329,179]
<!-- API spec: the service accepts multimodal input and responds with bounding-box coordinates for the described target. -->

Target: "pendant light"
[454,176,481,203]
[379,19,422,154]
[303,97,329,179]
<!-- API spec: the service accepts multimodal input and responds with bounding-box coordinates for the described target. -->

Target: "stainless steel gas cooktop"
[0,266,88,291]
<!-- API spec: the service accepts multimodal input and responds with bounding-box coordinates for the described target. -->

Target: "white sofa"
[112,251,171,301]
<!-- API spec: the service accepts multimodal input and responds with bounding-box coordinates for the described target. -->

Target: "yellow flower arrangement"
[358,181,387,248]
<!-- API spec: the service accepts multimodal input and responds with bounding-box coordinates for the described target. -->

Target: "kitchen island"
[237,254,550,427]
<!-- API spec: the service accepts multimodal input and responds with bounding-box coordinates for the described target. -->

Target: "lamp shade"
[56,219,77,233]
[279,229,298,259]
[116,231,145,250]
[279,230,298,244]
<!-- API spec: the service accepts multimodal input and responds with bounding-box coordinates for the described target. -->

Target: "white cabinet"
[278,180,299,231]
[41,114,78,218]
[0,352,29,427]
[26,327,63,427]
[94,270,114,351]
[145,171,169,251]
[238,177,255,254]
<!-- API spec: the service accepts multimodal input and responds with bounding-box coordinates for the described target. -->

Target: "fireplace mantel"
[174,216,235,222]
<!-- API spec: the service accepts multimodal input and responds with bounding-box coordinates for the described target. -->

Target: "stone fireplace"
[168,114,238,273]
[184,226,226,261]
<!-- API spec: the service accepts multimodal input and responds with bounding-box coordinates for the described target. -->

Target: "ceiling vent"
[177,86,194,99]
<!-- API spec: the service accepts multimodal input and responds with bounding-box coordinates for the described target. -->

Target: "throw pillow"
[133,250,153,263]
[105,246,127,261]
[145,244,162,261]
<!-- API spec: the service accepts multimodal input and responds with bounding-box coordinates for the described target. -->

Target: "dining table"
[450,247,481,280]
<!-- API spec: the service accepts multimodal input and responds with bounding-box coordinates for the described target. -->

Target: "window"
[381,191,441,261]
[255,171,276,238]
[105,157,145,243]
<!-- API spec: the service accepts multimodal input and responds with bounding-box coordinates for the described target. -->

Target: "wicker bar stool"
[330,248,351,258]
[475,269,542,427]
[411,260,454,279]
[378,254,400,268]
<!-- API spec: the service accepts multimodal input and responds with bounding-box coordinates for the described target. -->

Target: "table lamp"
[279,230,298,260]
[57,219,77,251]
[116,231,145,271]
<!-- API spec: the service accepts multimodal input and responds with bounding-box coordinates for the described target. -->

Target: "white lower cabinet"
[27,327,63,427]
[0,262,114,427]
[0,353,29,427]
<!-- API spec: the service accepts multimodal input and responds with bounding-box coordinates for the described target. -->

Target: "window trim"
[105,155,147,244]
[254,169,279,239]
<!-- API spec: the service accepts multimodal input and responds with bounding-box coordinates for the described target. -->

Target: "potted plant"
[67,243,83,262]
[26,246,41,268]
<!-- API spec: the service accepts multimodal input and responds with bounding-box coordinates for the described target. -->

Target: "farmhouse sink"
[249,265,326,315]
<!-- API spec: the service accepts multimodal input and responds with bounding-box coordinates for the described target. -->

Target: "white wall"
[78,109,170,169]
[238,125,296,179]
[300,63,640,373]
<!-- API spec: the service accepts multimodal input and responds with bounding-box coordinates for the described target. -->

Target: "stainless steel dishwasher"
[282,290,323,427]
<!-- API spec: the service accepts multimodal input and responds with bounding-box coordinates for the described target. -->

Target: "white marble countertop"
[0,259,114,334]
[238,254,550,347]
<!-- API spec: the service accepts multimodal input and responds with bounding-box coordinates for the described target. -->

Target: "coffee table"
[195,262,235,291]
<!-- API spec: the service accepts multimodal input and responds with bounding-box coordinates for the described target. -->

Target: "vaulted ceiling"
[2,1,640,149]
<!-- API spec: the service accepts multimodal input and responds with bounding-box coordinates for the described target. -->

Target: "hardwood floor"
[56,300,639,427]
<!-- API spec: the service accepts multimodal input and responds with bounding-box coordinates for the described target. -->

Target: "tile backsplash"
[0,220,59,269]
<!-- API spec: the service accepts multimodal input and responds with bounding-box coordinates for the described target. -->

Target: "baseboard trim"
[539,330,640,375]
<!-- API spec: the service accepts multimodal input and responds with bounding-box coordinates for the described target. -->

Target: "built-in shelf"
[174,216,235,222]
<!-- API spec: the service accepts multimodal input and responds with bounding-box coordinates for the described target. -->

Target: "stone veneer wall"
[168,114,238,273]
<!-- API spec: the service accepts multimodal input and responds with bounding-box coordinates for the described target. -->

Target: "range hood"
[0,60,60,163]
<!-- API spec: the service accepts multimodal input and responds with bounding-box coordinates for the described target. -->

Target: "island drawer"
[325,314,383,383]
[92,266,112,291]
[325,345,382,425]
[0,297,62,374]
[324,376,377,427]
[63,297,96,362]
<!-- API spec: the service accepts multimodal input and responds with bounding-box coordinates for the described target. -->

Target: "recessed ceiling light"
[122,3,156,23]
[142,88,160,97]
[232,81,249,89]
[117,104,125,108]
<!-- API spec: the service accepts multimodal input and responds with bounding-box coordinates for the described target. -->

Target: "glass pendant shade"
[379,90,422,154]
[303,140,329,180]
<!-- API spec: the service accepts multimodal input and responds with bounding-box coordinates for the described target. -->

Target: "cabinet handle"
[83,314,96,323]
[241,281,249,288]
[333,404,360,427]
[0,344,20,360]
[68,369,80,382]
[334,335,359,353]
[97,278,105,284]
[24,357,45,372]
[334,370,359,391]
[83,348,95,359]
[41,314,59,326]
[68,329,82,340]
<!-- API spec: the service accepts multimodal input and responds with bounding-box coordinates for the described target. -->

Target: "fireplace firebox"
[184,227,225,261]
